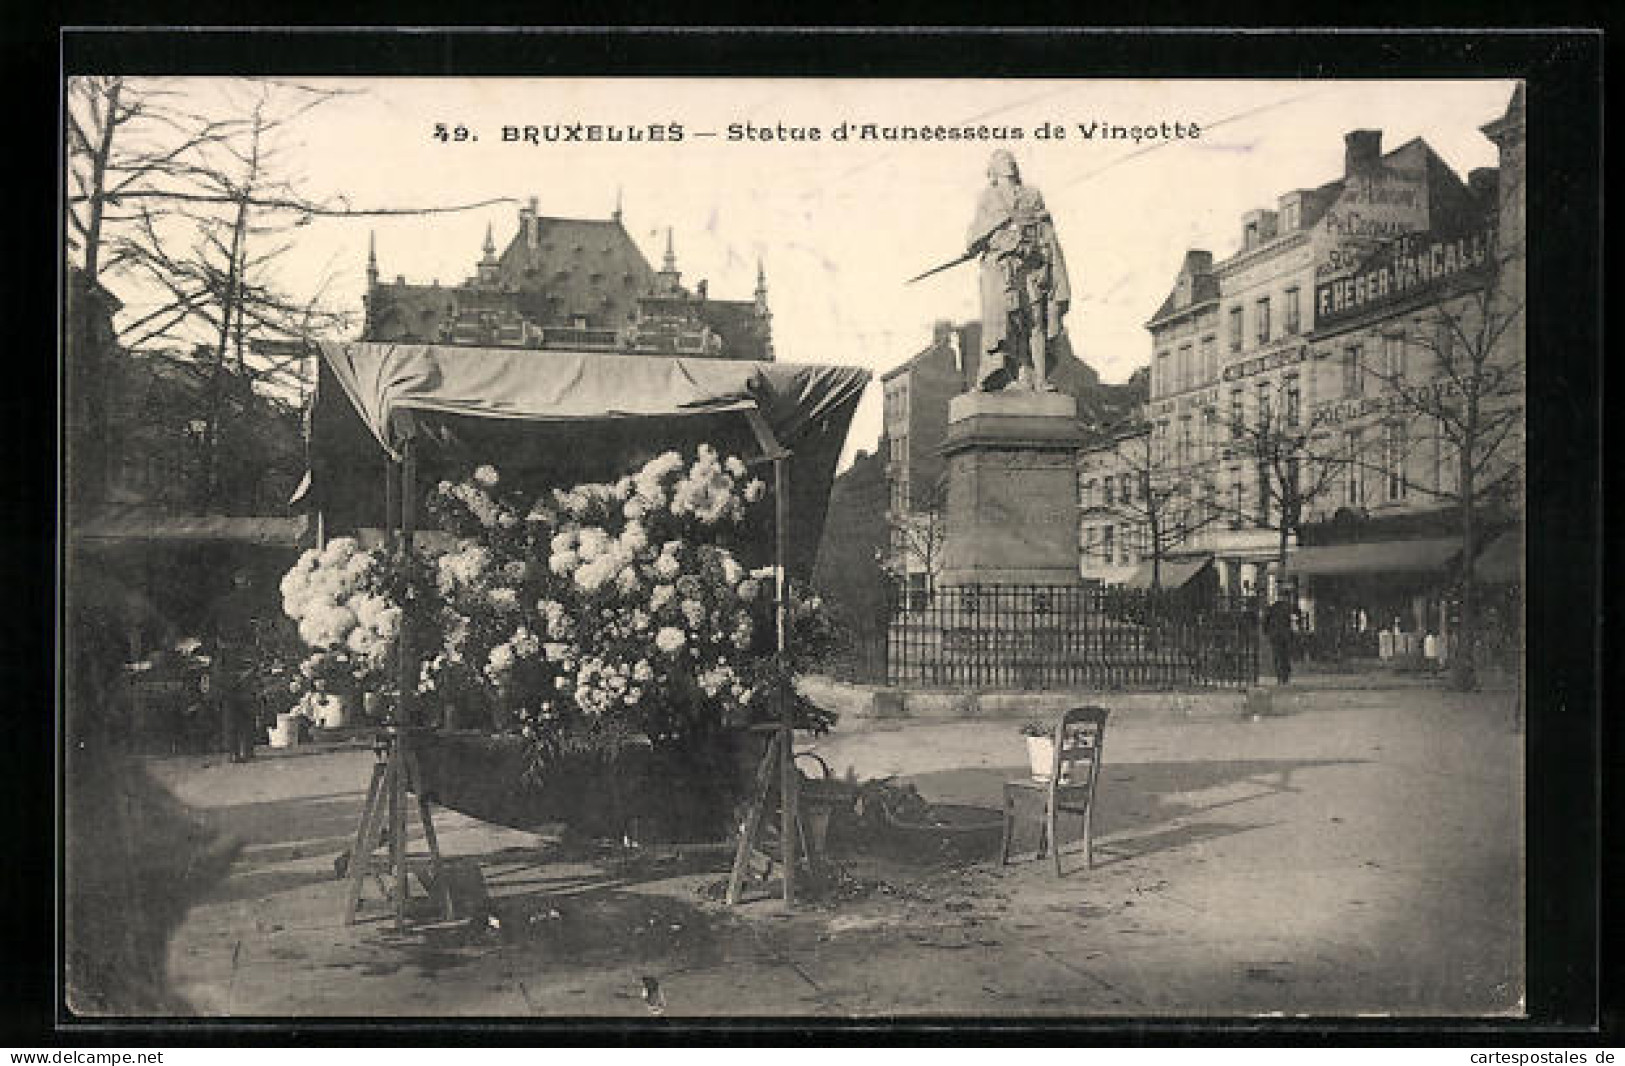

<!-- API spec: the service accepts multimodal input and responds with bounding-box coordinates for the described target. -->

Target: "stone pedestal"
[939,390,1082,587]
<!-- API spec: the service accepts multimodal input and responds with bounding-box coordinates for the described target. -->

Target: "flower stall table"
[299,340,869,913]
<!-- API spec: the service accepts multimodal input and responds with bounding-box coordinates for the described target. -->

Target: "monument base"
[938,389,1083,588]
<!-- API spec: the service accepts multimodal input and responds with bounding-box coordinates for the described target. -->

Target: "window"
[1201,336,1218,383]
[1178,416,1192,467]
[1228,307,1244,352]
[1256,463,1272,527]
[1230,389,1245,440]
[1346,430,1366,506]
[1383,333,1408,383]
[1384,422,1408,502]
[1103,476,1115,506]
[1245,221,1259,249]
[1082,478,1097,507]
[1255,297,1271,344]
[1101,525,1116,564]
[1177,344,1193,393]
[1256,380,1272,429]
[1285,377,1301,427]
[1282,201,1300,231]
[1284,287,1301,335]
[1154,349,1170,397]
[1343,344,1364,397]
[1229,471,1245,530]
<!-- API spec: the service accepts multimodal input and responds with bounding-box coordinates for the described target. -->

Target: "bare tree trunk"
[1454,451,1478,691]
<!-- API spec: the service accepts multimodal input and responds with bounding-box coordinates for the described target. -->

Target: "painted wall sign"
[1221,344,1308,383]
[1314,228,1493,327]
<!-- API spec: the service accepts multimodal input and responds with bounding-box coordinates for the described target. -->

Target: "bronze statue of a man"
[966,150,1072,392]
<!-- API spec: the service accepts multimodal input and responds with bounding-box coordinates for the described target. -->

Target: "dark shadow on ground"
[900,757,1361,865]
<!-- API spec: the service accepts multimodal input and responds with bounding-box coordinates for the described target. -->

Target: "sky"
[97,77,1517,469]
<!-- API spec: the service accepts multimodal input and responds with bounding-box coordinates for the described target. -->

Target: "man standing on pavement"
[1263,591,1295,685]
[208,566,261,763]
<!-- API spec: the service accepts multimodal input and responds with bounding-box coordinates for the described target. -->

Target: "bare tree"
[1093,423,1227,590]
[884,473,949,599]
[66,77,515,511]
[1216,382,1349,575]
[1351,218,1525,690]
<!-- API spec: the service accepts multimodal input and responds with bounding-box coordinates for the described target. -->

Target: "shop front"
[1286,536,1460,665]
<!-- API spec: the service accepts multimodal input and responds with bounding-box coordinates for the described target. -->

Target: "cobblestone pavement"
[145,683,1523,1019]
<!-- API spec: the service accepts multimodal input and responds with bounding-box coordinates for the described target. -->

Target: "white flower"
[633,659,653,683]
[549,549,580,576]
[511,626,540,658]
[488,587,520,612]
[320,537,360,567]
[577,527,610,562]
[744,479,766,504]
[623,499,646,521]
[619,520,650,555]
[655,627,686,654]
[615,567,641,595]
[653,553,681,580]
[544,642,570,662]
[720,555,743,586]
[737,578,761,603]
[725,455,748,478]
[681,599,707,628]
[650,584,676,611]
[474,464,500,487]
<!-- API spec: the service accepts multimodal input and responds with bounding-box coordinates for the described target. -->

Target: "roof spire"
[662,226,676,273]
[754,257,769,310]
[366,230,378,285]
[482,222,497,260]
[613,186,623,223]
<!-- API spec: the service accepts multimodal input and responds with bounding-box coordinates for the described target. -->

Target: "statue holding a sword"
[908,149,1072,393]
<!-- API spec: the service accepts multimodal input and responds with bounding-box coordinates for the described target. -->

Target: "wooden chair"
[1000,706,1109,875]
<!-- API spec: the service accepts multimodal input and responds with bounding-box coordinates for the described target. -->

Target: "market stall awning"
[1474,528,1522,584]
[304,341,871,578]
[1123,554,1213,589]
[1287,537,1461,577]
[72,508,310,547]
[315,340,869,459]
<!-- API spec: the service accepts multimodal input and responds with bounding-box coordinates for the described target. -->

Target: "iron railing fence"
[878,584,1259,690]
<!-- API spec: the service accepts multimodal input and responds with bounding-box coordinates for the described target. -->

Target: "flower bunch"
[279,537,404,686]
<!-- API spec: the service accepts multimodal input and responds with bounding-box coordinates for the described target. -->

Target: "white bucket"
[268,712,302,749]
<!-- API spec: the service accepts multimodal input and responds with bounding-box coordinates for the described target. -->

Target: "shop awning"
[1474,528,1522,584]
[1123,555,1213,589]
[72,509,310,547]
[1287,537,1461,577]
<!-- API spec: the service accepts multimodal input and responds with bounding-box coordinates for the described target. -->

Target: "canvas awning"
[303,341,871,578]
[1123,555,1213,589]
[72,509,310,547]
[1473,528,1522,584]
[1287,537,1461,577]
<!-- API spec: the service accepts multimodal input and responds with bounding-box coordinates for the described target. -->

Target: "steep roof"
[496,215,655,328]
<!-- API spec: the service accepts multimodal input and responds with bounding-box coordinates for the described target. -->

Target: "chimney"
[932,319,954,346]
[1344,129,1383,176]
[1181,250,1213,276]
[696,279,708,300]
[1468,167,1499,205]
[521,196,539,251]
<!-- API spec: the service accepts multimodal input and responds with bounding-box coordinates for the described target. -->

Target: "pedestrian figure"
[208,567,261,763]
[1264,593,1295,686]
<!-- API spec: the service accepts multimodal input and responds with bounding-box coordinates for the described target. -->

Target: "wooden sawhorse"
[342,726,454,931]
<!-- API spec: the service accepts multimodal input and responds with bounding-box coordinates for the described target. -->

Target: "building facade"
[1113,88,1524,661]
[363,197,773,361]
